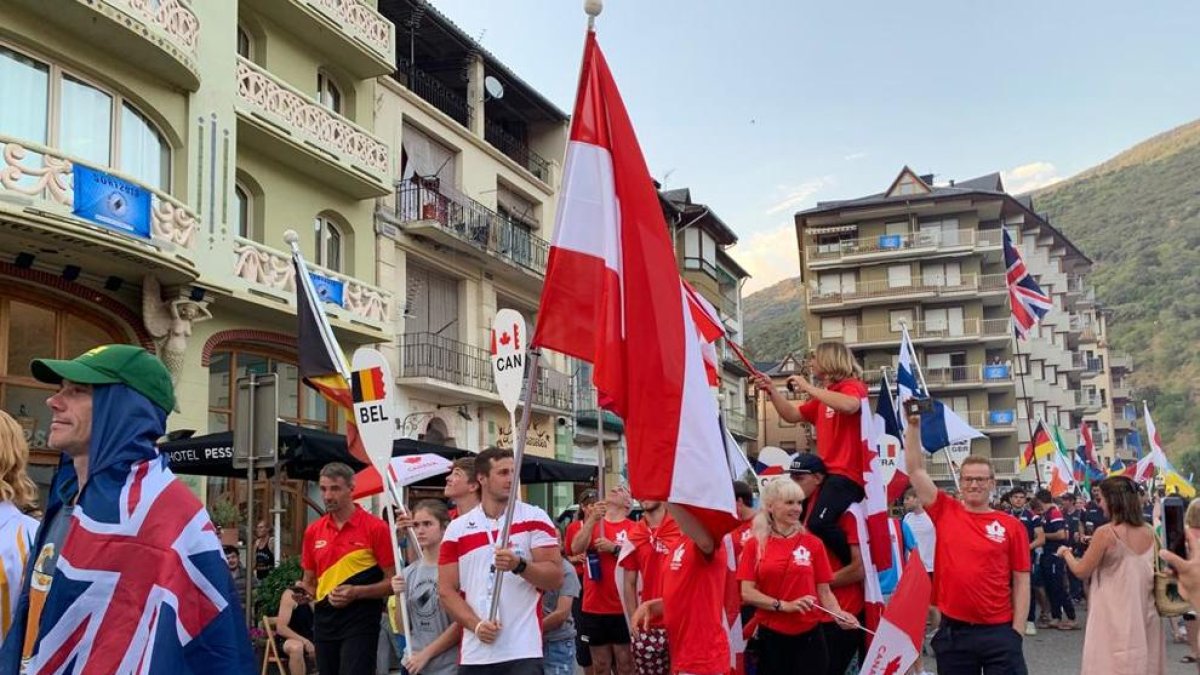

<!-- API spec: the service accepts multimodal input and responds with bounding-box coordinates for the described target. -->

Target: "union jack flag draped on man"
[0,384,253,673]
[1003,227,1052,340]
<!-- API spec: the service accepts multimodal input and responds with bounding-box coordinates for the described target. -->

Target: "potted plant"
[255,556,303,620]
[207,497,240,546]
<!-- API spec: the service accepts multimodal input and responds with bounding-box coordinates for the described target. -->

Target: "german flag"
[351,367,386,403]
[294,251,382,497]
[1019,420,1055,470]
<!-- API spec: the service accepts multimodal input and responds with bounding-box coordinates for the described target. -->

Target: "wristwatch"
[772,599,782,612]
[513,557,529,575]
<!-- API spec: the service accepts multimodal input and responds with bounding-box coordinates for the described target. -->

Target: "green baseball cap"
[31,344,175,413]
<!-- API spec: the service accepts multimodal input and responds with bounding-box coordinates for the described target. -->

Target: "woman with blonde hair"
[736,478,857,673]
[0,410,39,644]
[752,342,867,568]
[1060,476,1163,674]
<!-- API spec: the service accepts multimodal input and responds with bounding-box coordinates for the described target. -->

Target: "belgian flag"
[294,251,382,496]
[351,367,386,403]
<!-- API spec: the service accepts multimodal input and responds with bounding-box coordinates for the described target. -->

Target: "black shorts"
[579,611,631,647]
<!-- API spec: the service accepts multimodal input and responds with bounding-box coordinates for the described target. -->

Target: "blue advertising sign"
[309,272,345,306]
[72,164,151,239]
[989,410,1015,425]
[878,234,902,250]
[983,364,1010,380]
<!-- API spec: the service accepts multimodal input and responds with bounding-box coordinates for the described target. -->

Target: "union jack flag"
[2,385,252,674]
[1003,228,1052,340]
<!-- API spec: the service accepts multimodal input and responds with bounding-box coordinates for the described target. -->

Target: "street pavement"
[914,608,1198,674]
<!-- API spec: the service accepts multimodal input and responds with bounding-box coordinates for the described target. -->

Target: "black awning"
[161,427,595,485]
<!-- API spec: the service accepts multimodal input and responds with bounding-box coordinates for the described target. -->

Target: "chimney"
[919,173,935,185]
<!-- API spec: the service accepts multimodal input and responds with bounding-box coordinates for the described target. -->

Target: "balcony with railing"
[724,408,757,440]
[1110,383,1132,401]
[14,0,200,89]
[395,58,553,184]
[230,236,392,331]
[0,134,200,280]
[809,273,1006,309]
[255,0,395,77]
[928,454,1020,481]
[806,228,1002,266]
[396,332,573,412]
[1109,353,1133,371]
[862,363,1013,390]
[1075,391,1103,413]
[1080,357,1104,378]
[962,409,1018,432]
[809,317,1010,348]
[235,57,391,197]
[395,181,548,282]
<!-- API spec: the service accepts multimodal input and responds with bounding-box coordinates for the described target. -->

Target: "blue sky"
[429,0,1200,293]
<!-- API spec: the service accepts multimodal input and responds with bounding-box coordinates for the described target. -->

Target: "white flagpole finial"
[585,0,603,17]
[283,229,300,251]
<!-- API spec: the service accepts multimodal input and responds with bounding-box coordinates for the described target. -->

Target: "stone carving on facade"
[311,0,392,57]
[232,239,296,293]
[143,275,211,408]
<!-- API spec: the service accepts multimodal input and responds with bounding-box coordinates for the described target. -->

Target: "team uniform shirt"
[1016,508,1042,561]
[797,378,869,486]
[1041,505,1067,556]
[439,502,559,665]
[580,517,634,615]
[736,531,832,635]
[618,515,679,628]
[301,505,395,640]
[730,518,755,562]
[1063,509,1084,554]
[902,510,936,572]
[822,512,864,620]
[0,502,37,645]
[565,519,586,580]
[662,536,730,675]
[1083,501,1108,532]
[927,491,1030,625]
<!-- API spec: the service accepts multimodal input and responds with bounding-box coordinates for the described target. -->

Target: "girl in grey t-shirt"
[391,500,459,675]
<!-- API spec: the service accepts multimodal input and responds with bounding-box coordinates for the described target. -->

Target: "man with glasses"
[902,407,1031,675]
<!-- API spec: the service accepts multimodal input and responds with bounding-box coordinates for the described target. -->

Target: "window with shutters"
[887,265,912,288]
[404,264,460,340]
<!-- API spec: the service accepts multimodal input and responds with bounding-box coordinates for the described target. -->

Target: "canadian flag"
[531,30,737,537]
[1135,402,1171,483]
[862,399,894,574]
[858,553,932,675]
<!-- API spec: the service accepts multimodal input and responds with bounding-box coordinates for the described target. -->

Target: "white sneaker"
[1025,620,1038,636]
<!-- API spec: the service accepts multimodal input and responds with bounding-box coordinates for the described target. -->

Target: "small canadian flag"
[858,553,931,675]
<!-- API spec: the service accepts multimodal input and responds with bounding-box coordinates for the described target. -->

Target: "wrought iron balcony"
[396,181,549,277]
[484,118,551,182]
[806,228,1002,265]
[396,332,572,412]
[809,317,1010,348]
[396,56,472,128]
[724,408,757,440]
[809,273,1007,308]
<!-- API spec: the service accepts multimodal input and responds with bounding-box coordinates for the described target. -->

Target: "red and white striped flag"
[531,30,737,538]
[859,553,932,675]
[862,399,894,574]
[1135,402,1170,483]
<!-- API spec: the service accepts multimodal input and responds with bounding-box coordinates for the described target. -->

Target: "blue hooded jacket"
[0,384,254,673]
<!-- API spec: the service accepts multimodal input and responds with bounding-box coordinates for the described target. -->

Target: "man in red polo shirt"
[631,504,730,675]
[301,463,396,675]
[903,408,1030,674]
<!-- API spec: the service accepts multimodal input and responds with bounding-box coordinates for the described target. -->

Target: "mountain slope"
[742,277,806,364]
[1033,118,1200,453]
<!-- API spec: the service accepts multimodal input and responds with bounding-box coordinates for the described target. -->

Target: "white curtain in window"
[401,124,456,186]
[120,104,168,190]
[59,75,112,167]
[0,47,48,143]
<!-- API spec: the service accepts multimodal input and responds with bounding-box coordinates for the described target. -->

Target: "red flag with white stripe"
[531,30,737,538]
[1136,402,1171,483]
[862,399,894,573]
[859,553,931,675]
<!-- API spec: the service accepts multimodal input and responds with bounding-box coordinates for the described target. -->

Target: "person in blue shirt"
[1034,489,1077,630]
[1010,488,1046,635]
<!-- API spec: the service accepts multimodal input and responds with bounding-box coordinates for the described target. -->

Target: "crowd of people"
[5,342,1200,675]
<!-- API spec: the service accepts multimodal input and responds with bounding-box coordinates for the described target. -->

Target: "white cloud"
[736,224,803,295]
[1001,161,1062,194]
[844,152,867,161]
[764,176,835,216]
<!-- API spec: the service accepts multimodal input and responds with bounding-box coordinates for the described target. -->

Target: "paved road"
[914,608,1198,674]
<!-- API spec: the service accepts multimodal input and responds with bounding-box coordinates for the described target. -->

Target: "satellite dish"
[484,76,505,100]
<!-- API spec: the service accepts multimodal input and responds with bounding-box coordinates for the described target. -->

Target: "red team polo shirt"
[619,515,680,628]
[565,519,586,579]
[736,531,833,635]
[662,536,730,675]
[301,505,395,639]
[926,491,1030,625]
[580,518,634,614]
[730,518,754,562]
[797,378,869,486]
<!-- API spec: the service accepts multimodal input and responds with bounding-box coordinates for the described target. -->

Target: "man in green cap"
[0,344,254,673]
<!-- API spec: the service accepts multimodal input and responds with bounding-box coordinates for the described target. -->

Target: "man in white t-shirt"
[438,447,563,674]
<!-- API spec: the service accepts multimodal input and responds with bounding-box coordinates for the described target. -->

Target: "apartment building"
[0,1,397,551]
[372,0,576,512]
[794,167,1095,485]
[1074,303,1136,466]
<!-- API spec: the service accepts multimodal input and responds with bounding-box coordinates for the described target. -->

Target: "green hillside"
[1033,118,1200,453]
[742,277,806,364]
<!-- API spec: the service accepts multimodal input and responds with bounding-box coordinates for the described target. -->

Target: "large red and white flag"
[858,553,932,675]
[531,31,737,537]
[1135,402,1171,483]
[850,503,887,632]
[862,399,894,573]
